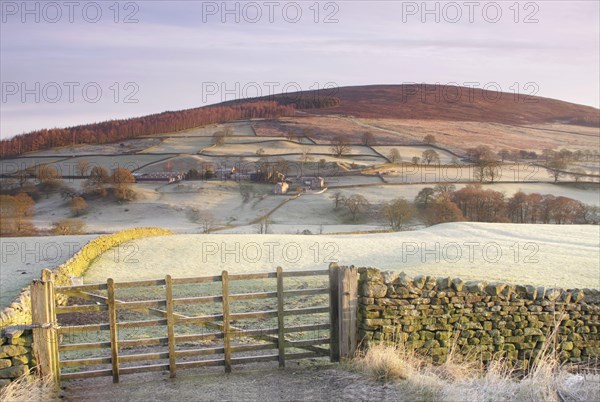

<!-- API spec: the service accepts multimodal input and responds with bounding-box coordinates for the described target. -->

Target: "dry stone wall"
[0,328,33,386]
[358,268,600,368]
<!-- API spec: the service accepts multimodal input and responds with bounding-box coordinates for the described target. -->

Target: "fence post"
[31,269,59,385]
[329,263,340,362]
[276,266,285,368]
[107,278,120,383]
[221,270,232,373]
[338,266,358,360]
[165,275,177,378]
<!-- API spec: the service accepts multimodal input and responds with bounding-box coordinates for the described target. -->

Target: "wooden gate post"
[276,267,286,368]
[165,275,177,378]
[31,269,59,385]
[328,263,340,362]
[338,266,358,360]
[107,278,120,383]
[221,270,232,373]
[329,264,358,362]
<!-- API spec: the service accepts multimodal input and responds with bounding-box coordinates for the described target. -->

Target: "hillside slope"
[2,84,598,158]
[269,84,600,126]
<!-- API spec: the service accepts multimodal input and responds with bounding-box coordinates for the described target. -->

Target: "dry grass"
[351,321,599,402]
[351,344,599,401]
[0,374,58,402]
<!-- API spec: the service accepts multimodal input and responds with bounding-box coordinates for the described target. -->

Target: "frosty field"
[139,137,215,153]
[373,145,457,164]
[0,235,98,307]
[82,223,600,290]
[0,156,65,175]
[20,138,162,157]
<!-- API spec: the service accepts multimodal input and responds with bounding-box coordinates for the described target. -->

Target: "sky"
[1,0,599,138]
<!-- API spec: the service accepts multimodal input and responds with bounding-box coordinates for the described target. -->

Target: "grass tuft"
[351,328,600,402]
[0,374,58,402]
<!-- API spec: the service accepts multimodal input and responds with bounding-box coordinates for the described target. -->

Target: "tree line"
[329,184,599,229]
[0,164,137,236]
[416,184,599,226]
[1,101,295,158]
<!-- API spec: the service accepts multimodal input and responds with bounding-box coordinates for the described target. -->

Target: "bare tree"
[344,194,369,221]
[0,193,36,235]
[300,147,313,166]
[433,183,456,195]
[571,167,586,183]
[111,168,136,201]
[411,156,420,165]
[547,158,567,183]
[240,183,255,203]
[70,196,88,216]
[498,149,510,162]
[383,198,416,230]
[36,165,63,194]
[422,149,440,165]
[213,131,226,146]
[388,148,401,163]
[330,191,345,210]
[362,132,375,146]
[466,145,496,163]
[414,187,435,209]
[330,136,352,157]
[423,134,436,145]
[483,162,501,183]
[85,166,110,197]
[77,160,90,176]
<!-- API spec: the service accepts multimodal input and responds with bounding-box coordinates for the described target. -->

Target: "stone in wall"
[0,327,34,386]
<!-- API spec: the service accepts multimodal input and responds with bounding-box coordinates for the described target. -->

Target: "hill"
[1,84,598,158]
[264,84,600,126]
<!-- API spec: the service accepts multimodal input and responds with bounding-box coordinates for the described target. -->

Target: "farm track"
[62,361,403,401]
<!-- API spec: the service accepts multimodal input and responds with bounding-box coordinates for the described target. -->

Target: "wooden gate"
[30,264,357,384]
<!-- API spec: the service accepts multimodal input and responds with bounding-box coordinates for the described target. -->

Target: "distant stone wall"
[0,327,33,387]
[358,268,600,368]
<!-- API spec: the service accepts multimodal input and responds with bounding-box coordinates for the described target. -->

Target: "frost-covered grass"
[380,164,557,184]
[83,223,599,290]
[29,181,285,234]
[0,156,63,175]
[156,122,256,137]
[139,137,214,153]
[47,154,169,175]
[203,142,380,157]
[0,235,98,307]
[135,155,221,174]
[373,145,457,164]
[19,138,161,157]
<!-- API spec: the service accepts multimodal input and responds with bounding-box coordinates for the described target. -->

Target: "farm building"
[297,176,325,190]
[133,172,184,183]
[273,182,289,194]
